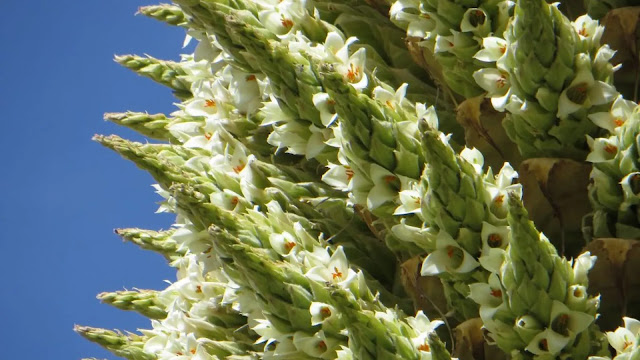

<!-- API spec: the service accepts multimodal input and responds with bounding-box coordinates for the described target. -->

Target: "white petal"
[420,250,450,276]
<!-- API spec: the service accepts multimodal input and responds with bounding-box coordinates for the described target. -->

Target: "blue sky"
[1,1,188,358]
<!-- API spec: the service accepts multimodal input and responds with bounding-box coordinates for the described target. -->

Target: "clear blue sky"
[1,1,187,358]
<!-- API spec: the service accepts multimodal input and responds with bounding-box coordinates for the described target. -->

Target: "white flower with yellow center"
[312,92,338,127]
[373,83,409,111]
[310,302,337,326]
[293,330,340,358]
[474,37,507,64]
[406,311,444,356]
[585,134,620,164]
[473,68,511,112]
[526,300,595,356]
[258,0,307,39]
[421,231,480,276]
[390,0,437,39]
[336,47,368,90]
[460,8,491,37]
[589,95,636,133]
[305,246,357,288]
[484,162,521,220]
[606,317,640,357]
[478,222,510,273]
[557,54,617,119]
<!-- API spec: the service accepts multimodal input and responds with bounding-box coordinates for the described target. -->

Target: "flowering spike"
[114,54,192,100]
[137,4,187,27]
[74,326,155,360]
[114,228,183,261]
[97,290,167,320]
[104,112,178,142]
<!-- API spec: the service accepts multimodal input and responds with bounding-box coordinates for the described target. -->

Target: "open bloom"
[293,331,340,358]
[484,163,521,219]
[474,37,507,63]
[478,222,510,273]
[373,83,409,111]
[390,0,437,38]
[460,8,491,37]
[305,246,357,288]
[336,47,368,90]
[367,164,401,210]
[257,0,307,39]
[460,147,485,174]
[606,317,640,356]
[406,311,444,355]
[421,231,480,275]
[588,94,636,133]
[312,92,338,127]
[557,54,617,119]
[473,68,511,112]
[585,134,620,163]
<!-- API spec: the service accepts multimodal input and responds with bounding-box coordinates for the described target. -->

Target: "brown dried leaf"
[453,318,484,360]
[601,7,640,100]
[585,238,640,330]
[519,158,592,257]
[456,95,522,171]
[400,256,448,319]
[452,318,507,360]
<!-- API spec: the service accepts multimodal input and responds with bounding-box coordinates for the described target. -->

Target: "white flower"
[460,8,491,36]
[394,185,422,215]
[310,302,337,326]
[607,317,640,355]
[469,273,505,322]
[269,231,300,256]
[228,67,262,115]
[589,95,636,133]
[416,103,439,130]
[367,164,400,210]
[305,246,357,288]
[322,149,369,193]
[335,346,354,360]
[421,231,480,275]
[434,34,455,54]
[478,222,510,273]
[293,330,339,358]
[585,134,620,163]
[460,147,485,174]
[573,14,604,45]
[373,83,409,110]
[306,124,333,159]
[209,143,248,177]
[258,0,307,39]
[185,80,229,118]
[406,311,443,355]
[209,189,246,212]
[336,47,368,90]
[473,68,511,111]
[484,163,521,219]
[572,252,597,285]
[323,32,358,64]
[390,0,437,38]
[549,300,595,337]
[312,92,338,127]
[557,54,618,119]
[525,328,570,356]
[474,37,507,63]
[254,319,288,345]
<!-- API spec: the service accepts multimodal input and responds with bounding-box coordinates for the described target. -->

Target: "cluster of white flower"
[130,8,448,356]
